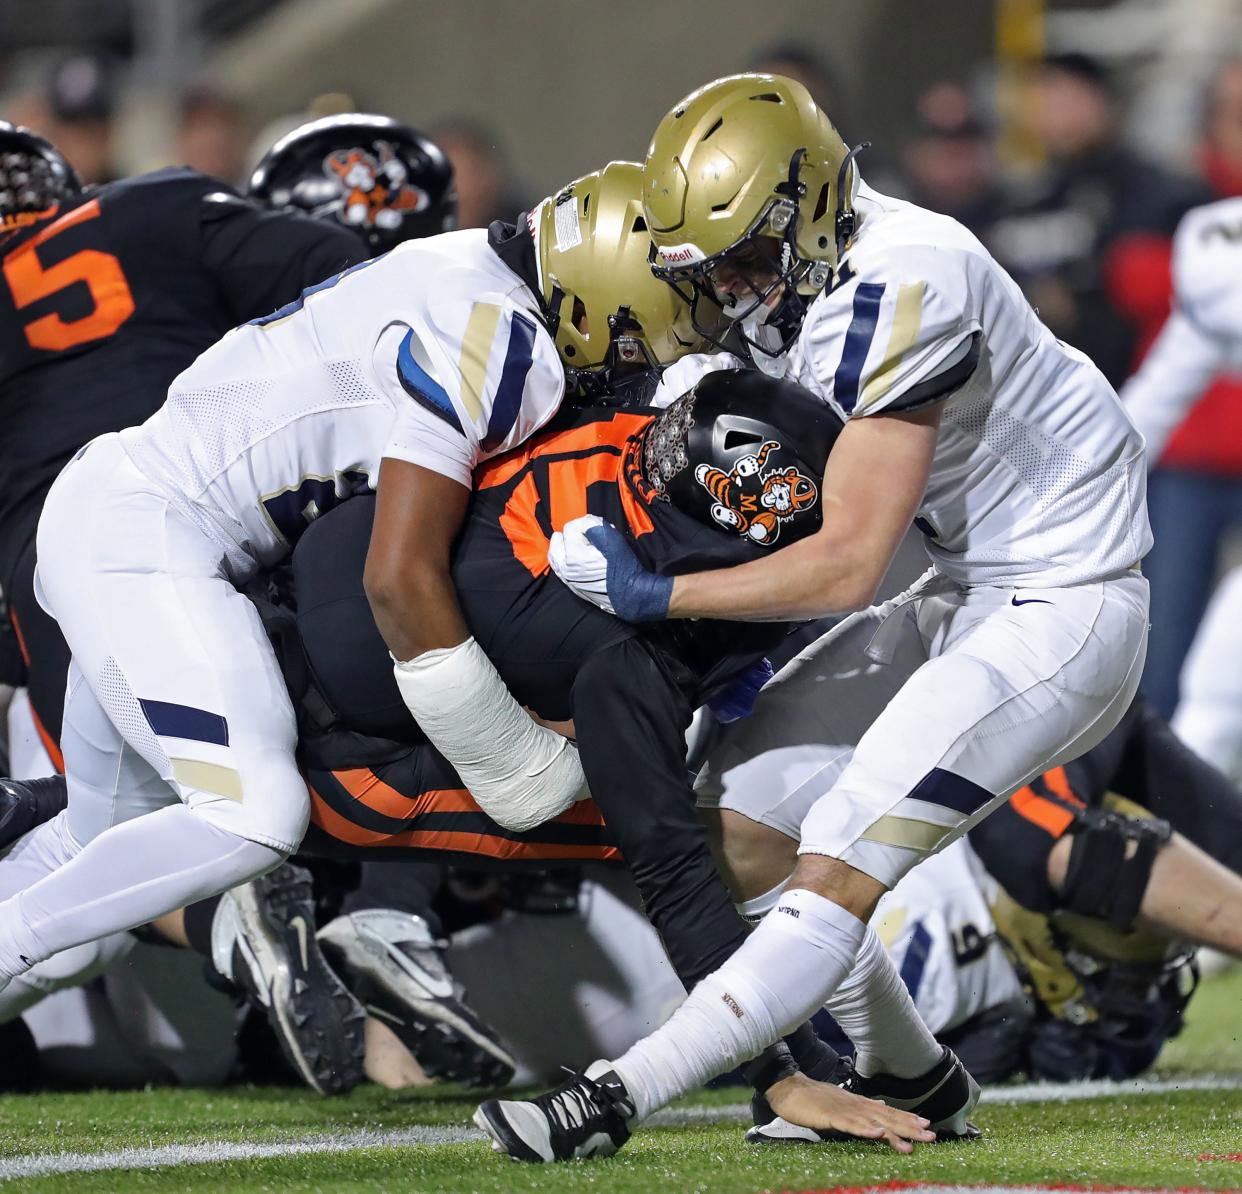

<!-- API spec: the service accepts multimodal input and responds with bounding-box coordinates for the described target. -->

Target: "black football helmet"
[247,113,456,252]
[0,122,82,223]
[636,369,843,548]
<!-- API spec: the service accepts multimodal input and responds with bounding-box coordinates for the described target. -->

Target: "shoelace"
[542,1079,604,1134]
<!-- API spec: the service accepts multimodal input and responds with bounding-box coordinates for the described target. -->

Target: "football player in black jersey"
[0,114,453,751]
[0,115,456,1095]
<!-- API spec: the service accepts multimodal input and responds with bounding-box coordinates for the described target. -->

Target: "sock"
[782,1019,842,1082]
[824,925,942,1079]
[612,887,865,1118]
[0,805,281,979]
[736,878,788,925]
[736,880,841,1085]
[182,893,225,960]
[344,859,445,937]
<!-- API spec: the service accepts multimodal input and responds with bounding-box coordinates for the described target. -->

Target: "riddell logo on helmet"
[658,243,704,265]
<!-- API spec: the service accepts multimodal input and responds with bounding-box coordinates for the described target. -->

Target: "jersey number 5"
[2,199,135,352]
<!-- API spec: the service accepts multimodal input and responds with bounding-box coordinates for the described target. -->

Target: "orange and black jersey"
[0,167,364,583]
[452,403,788,721]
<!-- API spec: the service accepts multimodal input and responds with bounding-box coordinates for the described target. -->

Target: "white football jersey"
[874,838,1023,1035]
[1121,196,1242,462]
[121,229,565,580]
[784,183,1150,587]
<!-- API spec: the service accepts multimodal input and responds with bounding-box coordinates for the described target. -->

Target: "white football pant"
[0,435,305,982]
[699,567,1150,889]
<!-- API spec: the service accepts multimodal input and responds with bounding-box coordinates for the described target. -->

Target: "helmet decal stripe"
[832,281,886,413]
[482,313,538,451]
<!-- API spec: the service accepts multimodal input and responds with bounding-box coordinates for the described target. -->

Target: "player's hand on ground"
[548,514,673,622]
[765,1071,936,1153]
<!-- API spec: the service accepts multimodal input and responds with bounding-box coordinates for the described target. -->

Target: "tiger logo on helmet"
[694,441,818,546]
[323,141,429,234]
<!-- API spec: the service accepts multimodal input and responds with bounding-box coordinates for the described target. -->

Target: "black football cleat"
[0,775,68,851]
[746,1045,981,1144]
[216,862,366,1095]
[474,1063,635,1161]
[319,907,516,1088]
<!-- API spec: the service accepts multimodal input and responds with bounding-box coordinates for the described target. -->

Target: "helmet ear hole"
[571,296,590,336]
[723,428,764,451]
[813,182,831,223]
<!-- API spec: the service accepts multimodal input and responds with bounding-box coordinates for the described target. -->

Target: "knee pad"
[1060,796,1171,929]
[185,765,308,855]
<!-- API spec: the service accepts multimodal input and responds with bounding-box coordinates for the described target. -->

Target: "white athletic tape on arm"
[392,636,589,832]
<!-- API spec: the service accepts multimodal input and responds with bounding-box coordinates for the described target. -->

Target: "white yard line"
[2,1076,1240,1182]
[0,1126,477,1181]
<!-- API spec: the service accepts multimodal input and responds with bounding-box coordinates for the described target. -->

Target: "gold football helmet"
[642,73,863,358]
[534,160,713,402]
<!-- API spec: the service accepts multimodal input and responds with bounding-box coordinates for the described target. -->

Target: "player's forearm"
[366,561,469,660]
[668,531,884,622]
[1120,311,1222,464]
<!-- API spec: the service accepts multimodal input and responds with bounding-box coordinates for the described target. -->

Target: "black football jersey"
[0,167,366,582]
[452,403,789,717]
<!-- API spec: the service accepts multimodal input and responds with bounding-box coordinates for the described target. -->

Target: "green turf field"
[3,967,1242,1193]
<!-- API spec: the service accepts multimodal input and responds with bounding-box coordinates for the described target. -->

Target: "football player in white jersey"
[480,74,1152,1160]
[1121,196,1242,779]
[0,163,708,1013]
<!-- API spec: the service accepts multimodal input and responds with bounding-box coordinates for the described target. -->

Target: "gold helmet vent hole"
[813,182,831,222]
[703,117,724,140]
[572,296,590,336]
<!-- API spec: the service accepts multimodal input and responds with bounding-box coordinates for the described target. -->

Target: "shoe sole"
[473,1102,544,1162]
[321,919,515,1087]
[233,879,366,1096]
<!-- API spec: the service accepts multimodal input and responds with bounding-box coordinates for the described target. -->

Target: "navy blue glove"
[548,514,673,623]
[707,657,774,723]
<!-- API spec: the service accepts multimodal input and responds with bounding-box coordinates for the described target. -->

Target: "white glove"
[648,352,746,408]
[393,637,589,831]
[548,514,616,613]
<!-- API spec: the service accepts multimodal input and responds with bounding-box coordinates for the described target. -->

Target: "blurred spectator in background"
[1131,58,1242,719]
[16,51,119,184]
[177,85,250,186]
[427,118,527,228]
[1201,57,1242,198]
[986,52,1205,387]
[900,80,1000,231]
